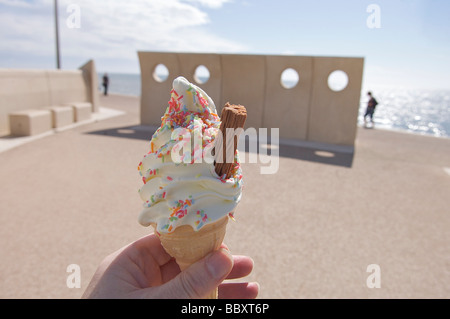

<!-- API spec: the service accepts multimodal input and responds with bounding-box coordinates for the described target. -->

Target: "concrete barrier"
[9,109,53,136]
[46,106,74,128]
[177,53,222,115]
[70,102,92,122]
[308,57,365,145]
[0,60,99,136]
[264,55,313,140]
[221,54,266,129]
[80,60,100,113]
[138,52,364,147]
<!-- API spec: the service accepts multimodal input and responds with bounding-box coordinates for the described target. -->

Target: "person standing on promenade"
[364,91,378,126]
[102,73,109,96]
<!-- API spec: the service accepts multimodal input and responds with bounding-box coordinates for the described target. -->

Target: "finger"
[227,255,254,279]
[160,258,181,283]
[218,244,254,279]
[159,254,253,284]
[122,233,175,288]
[129,233,172,267]
[218,282,259,299]
[148,248,234,299]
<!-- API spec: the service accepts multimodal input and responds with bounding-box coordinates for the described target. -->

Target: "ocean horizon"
[98,73,450,139]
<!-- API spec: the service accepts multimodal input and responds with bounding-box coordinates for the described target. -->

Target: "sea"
[99,73,450,139]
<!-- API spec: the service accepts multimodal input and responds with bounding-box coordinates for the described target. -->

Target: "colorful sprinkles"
[138,78,243,233]
[194,210,210,230]
[159,196,196,233]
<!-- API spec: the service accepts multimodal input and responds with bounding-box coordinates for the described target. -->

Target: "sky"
[1,0,450,89]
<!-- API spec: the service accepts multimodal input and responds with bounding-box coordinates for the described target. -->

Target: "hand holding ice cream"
[82,77,257,300]
[82,233,258,299]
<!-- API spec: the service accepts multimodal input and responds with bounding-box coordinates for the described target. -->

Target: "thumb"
[156,248,234,299]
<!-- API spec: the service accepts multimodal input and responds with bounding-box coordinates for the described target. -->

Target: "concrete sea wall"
[138,52,364,147]
[0,60,99,136]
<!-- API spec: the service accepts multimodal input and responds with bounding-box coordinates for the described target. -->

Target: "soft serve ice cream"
[138,76,243,233]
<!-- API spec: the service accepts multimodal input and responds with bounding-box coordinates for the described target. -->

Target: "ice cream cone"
[138,79,247,299]
[154,216,229,299]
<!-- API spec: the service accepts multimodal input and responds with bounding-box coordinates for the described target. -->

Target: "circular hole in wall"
[194,65,210,84]
[327,70,349,92]
[153,63,169,83]
[280,68,299,89]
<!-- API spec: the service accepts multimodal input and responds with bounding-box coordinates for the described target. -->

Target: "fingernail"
[206,248,233,279]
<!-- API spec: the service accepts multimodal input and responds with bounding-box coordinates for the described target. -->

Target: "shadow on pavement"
[86,125,354,168]
[85,125,156,141]
[278,144,354,168]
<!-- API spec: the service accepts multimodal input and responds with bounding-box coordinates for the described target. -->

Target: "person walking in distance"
[364,91,378,127]
[102,73,109,96]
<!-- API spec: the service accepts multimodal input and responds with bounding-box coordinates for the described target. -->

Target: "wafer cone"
[154,216,229,299]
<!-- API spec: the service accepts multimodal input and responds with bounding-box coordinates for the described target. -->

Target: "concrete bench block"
[45,106,74,128]
[70,102,92,122]
[9,109,52,136]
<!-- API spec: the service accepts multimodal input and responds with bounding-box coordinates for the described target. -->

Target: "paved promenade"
[0,94,449,298]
